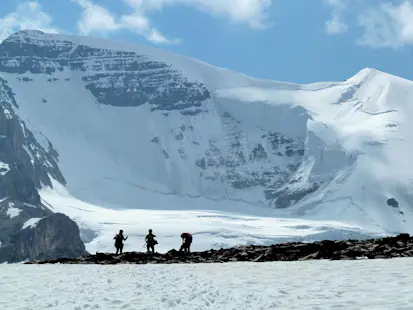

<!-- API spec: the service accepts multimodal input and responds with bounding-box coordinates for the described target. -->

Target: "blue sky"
[1,0,413,84]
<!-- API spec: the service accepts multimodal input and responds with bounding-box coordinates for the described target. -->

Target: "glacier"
[1,30,413,253]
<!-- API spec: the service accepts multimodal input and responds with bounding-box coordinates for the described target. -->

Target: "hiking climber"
[145,229,157,253]
[114,230,128,255]
[179,232,193,253]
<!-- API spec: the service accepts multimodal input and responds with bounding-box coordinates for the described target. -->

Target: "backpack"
[114,234,123,245]
[181,232,192,239]
[147,233,157,245]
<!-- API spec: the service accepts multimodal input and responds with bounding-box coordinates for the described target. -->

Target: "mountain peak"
[3,29,49,43]
[4,30,410,89]
[350,67,413,85]
[1,29,413,254]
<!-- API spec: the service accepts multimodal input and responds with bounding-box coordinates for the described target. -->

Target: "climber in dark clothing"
[145,229,157,253]
[179,232,193,253]
[114,230,128,255]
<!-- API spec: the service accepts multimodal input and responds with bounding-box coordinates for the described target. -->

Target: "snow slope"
[1,30,413,251]
[40,179,382,254]
[2,258,413,309]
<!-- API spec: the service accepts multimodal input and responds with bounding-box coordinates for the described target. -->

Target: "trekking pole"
[139,242,146,252]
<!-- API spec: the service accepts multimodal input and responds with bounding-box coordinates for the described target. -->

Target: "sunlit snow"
[1,258,413,309]
[3,32,413,251]
[6,202,21,219]
[40,181,383,254]
[0,162,10,176]
[21,218,42,230]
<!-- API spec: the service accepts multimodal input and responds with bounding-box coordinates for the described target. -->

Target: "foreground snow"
[2,258,413,309]
[40,181,384,254]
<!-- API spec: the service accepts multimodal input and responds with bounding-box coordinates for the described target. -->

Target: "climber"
[145,229,158,253]
[179,232,193,253]
[114,229,128,255]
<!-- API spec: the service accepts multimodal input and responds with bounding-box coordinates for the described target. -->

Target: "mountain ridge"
[6,30,409,89]
[1,30,413,255]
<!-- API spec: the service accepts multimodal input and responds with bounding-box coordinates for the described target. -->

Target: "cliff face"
[5,213,88,262]
[0,78,65,199]
[0,195,88,263]
[0,30,309,209]
[1,29,413,253]
[0,75,85,263]
[0,30,211,112]
[25,234,413,265]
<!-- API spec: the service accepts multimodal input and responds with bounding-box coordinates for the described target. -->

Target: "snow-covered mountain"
[1,30,413,255]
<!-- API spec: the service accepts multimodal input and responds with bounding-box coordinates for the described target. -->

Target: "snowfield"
[21,217,43,230]
[40,180,384,254]
[6,204,21,219]
[2,31,413,253]
[1,258,413,309]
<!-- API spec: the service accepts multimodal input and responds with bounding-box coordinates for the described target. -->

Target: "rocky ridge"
[1,213,88,263]
[0,30,315,208]
[0,74,86,262]
[26,234,413,265]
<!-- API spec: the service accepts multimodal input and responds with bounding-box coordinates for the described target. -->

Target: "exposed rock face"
[0,30,313,209]
[0,198,52,262]
[0,78,65,199]
[0,77,85,263]
[27,234,413,265]
[387,198,399,208]
[0,30,210,112]
[0,30,408,244]
[1,213,88,263]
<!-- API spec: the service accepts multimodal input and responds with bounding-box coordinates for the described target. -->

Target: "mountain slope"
[1,30,413,253]
[0,75,87,262]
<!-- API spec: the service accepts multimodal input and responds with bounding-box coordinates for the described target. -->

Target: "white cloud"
[324,0,413,48]
[125,0,273,30]
[72,0,273,44]
[324,0,349,35]
[119,12,181,44]
[72,0,121,35]
[148,29,180,44]
[326,12,348,34]
[325,0,348,10]
[0,1,58,42]
[72,0,179,44]
[358,1,413,48]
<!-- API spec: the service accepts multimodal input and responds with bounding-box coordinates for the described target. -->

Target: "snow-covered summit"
[1,30,302,90]
[1,30,413,253]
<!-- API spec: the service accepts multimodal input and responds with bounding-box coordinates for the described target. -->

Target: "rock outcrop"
[1,213,88,263]
[0,30,312,210]
[26,234,413,265]
[0,79,86,263]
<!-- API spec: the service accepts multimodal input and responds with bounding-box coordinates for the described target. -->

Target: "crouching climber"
[145,229,158,253]
[114,230,128,255]
[179,232,193,253]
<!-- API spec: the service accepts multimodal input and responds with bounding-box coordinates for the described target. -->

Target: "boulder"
[6,213,88,262]
[26,233,413,265]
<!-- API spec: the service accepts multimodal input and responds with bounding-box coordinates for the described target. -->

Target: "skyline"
[1,0,413,84]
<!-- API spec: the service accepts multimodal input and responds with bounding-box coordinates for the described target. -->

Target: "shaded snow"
[8,66,413,236]
[21,218,42,230]
[22,203,39,208]
[0,162,10,176]
[6,203,21,218]
[4,30,292,90]
[1,258,413,309]
[3,31,413,245]
[2,107,12,119]
[40,180,383,254]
